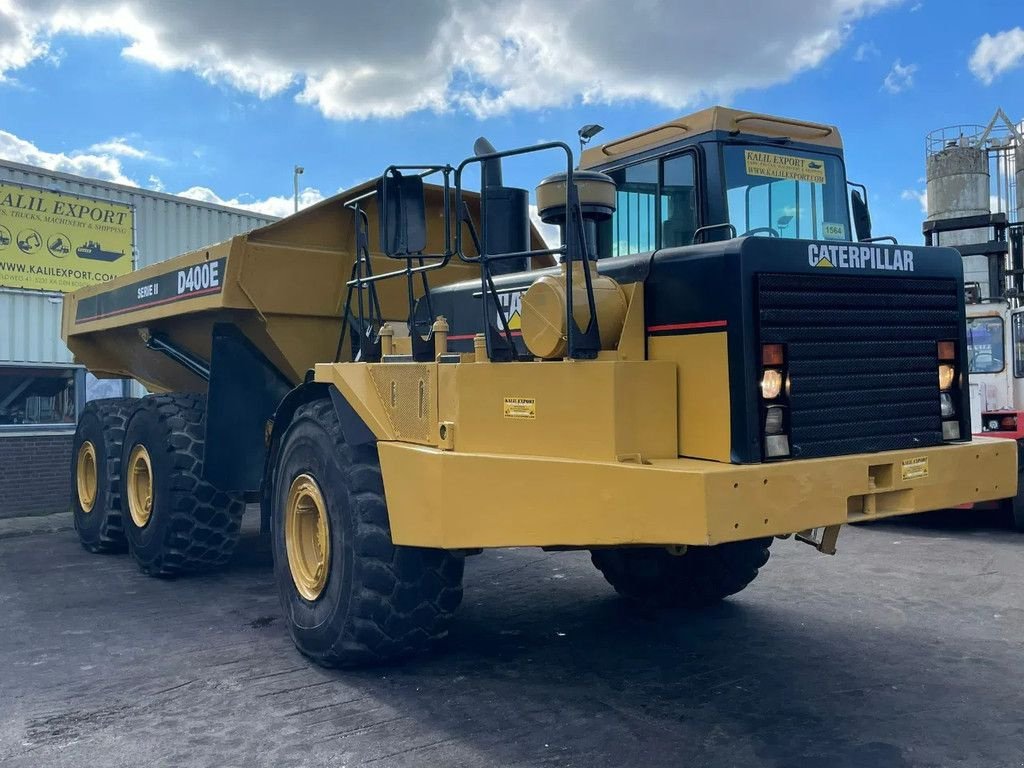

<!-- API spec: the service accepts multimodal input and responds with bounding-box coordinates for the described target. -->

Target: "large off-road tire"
[590,538,773,610]
[271,398,464,668]
[120,393,245,577]
[71,398,136,553]
[1001,439,1024,532]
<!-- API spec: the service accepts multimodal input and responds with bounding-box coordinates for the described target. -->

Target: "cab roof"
[579,106,843,169]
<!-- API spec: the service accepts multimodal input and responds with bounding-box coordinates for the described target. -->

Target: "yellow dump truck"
[63,107,1015,667]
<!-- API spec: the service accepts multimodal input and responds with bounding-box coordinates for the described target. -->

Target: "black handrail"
[453,142,600,360]
[338,165,454,361]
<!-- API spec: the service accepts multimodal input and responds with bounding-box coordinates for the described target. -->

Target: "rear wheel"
[590,538,772,610]
[71,398,136,553]
[120,393,245,577]
[271,398,464,667]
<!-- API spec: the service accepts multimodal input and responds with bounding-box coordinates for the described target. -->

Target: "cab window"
[723,146,849,241]
[598,153,697,258]
[661,154,698,248]
[967,316,1005,373]
[1012,314,1024,378]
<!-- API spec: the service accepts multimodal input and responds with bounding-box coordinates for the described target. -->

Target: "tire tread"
[125,393,244,577]
[285,399,464,667]
[590,538,772,610]
[73,397,136,553]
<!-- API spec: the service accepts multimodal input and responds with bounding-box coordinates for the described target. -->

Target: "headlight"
[761,368,783,399]
[765,406,785,434]
[938,363,955,391]
[939,392,955,418]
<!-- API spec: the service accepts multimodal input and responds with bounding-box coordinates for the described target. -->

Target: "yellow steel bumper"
[378,437,1016,549]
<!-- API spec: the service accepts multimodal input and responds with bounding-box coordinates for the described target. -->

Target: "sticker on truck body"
[74,257,226,322]
[503,397,536,420]
[901,457,929,481]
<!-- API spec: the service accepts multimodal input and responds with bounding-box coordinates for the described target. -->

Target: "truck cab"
[578,107,855,253]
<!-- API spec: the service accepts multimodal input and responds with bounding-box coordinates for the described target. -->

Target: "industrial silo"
[925,126,991,294]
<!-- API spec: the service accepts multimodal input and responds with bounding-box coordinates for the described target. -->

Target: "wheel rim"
[126,444,154,528]
[76,441,98,514]
[285,473,331,602]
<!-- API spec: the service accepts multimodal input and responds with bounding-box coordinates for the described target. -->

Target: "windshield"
[967,316,1005,373]
[723,146,850,241]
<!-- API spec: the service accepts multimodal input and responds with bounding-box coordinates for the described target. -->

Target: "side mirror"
[850,188,872,242]
[377,172,427,256]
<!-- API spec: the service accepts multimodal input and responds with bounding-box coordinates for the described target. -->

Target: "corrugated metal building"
[0,159,276,516]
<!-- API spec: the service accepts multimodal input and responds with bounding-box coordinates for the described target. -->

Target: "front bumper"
[379,437,1016,548]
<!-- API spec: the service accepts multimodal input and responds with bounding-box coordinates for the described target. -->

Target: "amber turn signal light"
[937,340,956,361]
[762,343,784,367]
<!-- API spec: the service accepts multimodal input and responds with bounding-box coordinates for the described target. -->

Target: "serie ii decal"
[75,257,226,322]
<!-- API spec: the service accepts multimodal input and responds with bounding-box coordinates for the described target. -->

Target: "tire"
[271,398,464,668]
[590,538,772,610]
[71,398,136,553]
[1001,439,1024,532]
[120,393,245,577]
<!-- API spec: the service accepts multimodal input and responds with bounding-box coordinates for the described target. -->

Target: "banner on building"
[0,181,134,293]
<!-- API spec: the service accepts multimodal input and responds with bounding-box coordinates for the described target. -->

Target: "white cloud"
[882,59,917,93]
[0,2,47,81]
[0,129,136,184]
[529,204,560,248]
[901,188,927,214]
[853,41,880,61]
[86,137,150,160]
[0,127,314,217]
[175,185,325,218]
[0,0,899,120]
[969,27,1024,85]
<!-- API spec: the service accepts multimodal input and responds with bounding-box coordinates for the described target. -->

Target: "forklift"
[926,216,1024,529]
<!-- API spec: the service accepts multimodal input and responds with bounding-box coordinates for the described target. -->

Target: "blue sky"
[0,0,1022,244]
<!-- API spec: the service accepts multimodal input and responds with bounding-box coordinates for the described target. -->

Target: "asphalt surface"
[1,508,1023,767]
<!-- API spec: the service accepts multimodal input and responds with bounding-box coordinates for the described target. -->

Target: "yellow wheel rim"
[285,473,331,602]
[126,444,154,528]
[76,441,98,514]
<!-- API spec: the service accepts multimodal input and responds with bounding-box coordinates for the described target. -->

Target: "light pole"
[293,165,304,213]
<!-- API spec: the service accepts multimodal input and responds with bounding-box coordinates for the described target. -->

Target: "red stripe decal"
[646,320,728,333]
[448,331,523,342]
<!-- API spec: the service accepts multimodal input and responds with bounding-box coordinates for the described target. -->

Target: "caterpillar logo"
[496,290,524,330]
[808,243,915,272]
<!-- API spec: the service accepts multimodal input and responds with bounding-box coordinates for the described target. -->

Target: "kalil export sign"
[0,181,134,293]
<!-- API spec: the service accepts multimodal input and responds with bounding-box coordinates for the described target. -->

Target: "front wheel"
[1001,439,1024,531]
[590,538,772,610]
[271,399,464,668]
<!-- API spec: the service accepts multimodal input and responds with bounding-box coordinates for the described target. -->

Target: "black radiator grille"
[757,272,960,459]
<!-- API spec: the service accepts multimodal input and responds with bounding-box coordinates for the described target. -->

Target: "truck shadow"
[302,555,1016,767]
[863,506,1017,534]
[214,528,1017,766]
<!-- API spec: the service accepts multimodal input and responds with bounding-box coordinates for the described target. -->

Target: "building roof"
[0,157,279,221]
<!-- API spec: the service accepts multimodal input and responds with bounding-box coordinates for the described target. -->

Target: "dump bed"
[62,181,550,393]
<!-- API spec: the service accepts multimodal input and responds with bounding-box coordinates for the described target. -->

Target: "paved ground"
[1,508,1022,768]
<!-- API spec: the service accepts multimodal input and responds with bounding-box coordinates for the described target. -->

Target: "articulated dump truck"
[63,106,1016,667]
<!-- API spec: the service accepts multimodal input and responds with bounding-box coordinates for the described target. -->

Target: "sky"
[0,0,1022,246]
